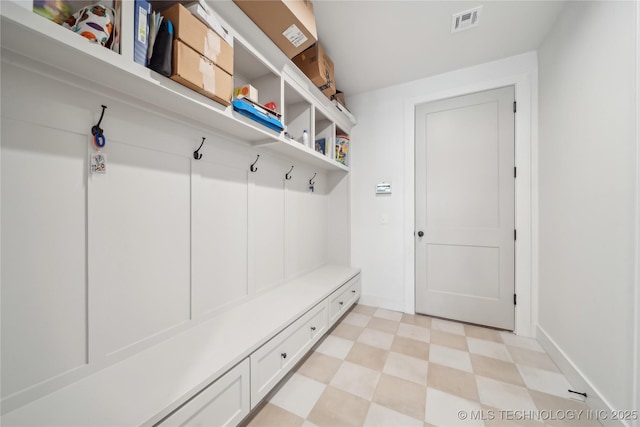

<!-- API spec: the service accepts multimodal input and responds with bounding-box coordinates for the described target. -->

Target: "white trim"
[634,0,640,422]
[537,325,628,427]
[403,70,536,337]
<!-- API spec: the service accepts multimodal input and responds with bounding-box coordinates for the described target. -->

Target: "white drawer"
[328,275,361,325]
[158,358,250,427]
[250,302,327,407]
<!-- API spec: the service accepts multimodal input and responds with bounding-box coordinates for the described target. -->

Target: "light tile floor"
[245,305,599,427]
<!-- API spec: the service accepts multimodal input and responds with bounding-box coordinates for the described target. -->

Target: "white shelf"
[256,136,349,172]
[0,1,350,173]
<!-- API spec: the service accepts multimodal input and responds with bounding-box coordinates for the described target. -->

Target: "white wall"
[348,51,537,335]
[537,0,637,417]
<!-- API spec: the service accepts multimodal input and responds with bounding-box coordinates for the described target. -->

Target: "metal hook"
[285,165,294,180]
[91,105,107,135]
[91,105,107,149]
[309,172,317,185]
[194,137,205,160]
[250,154,260,172]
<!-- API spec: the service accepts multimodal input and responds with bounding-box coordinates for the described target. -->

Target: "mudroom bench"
[2,265,361,426]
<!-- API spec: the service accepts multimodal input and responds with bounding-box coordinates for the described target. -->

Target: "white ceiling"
[312,0,566,95]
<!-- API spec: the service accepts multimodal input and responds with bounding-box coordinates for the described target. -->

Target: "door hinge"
[514,167,517,178]
[513,101,517,113]
[514,294,517,305]
[514,229,517,241]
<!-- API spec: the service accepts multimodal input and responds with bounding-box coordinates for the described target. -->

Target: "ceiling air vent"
[451,6,482,33]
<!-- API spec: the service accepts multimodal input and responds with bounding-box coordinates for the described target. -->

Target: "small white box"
[186,1,233,46]
[234,84,258,102]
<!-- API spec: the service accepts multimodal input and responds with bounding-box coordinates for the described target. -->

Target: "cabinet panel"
[252,163,285,292]
[90,141,191,356]
[192,161,248,317]
[251,302,327,406]
[158,359,250,427]
[284,176,311,280]
[1,118,88,398]
[308,181,329,271]
[284,169,328,279]
[328,173,351,265]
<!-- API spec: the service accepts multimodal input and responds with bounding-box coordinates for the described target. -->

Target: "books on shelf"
[134,0,151,66]
[147,10,164,65]
[335,135,349,166]
[315,138,326,155]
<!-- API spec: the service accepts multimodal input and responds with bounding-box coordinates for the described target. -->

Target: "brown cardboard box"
[293,43,336,98]
[331,90,347,108]
[171,40,232,106]
[162,3,233,75]
[233,0,317,59]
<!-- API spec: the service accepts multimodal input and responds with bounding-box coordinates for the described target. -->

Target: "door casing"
[403,70,536,337]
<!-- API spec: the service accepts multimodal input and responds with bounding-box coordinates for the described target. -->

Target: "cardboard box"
[233,0,317,59]
[186,1,233,47]
[171,40,232,106]
[331,90,346,108]
[293,43,336,98]
[161,3,233,75]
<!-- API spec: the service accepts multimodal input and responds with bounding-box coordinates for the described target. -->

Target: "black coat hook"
[91,105,107,149]
[309,172,317,185]
[194,137,205,160]
[250,154,260,172]
[285,165,294,180]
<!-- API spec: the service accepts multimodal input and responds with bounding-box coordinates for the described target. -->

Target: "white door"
[415,86,515,330]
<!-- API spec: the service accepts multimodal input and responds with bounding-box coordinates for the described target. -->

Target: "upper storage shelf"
[0,0,354,172]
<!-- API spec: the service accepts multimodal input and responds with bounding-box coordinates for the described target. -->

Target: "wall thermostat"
[376,182,392,194]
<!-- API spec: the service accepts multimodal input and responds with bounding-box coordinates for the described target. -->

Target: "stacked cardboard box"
[162,3,233,106]
[293,43,335,98]
[233,0,317,59]
[232,0,338,100]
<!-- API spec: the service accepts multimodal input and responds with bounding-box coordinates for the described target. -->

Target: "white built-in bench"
[2,265,361,426]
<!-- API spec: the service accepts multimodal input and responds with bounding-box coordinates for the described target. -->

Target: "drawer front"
[329,275,361,325]
[251,302,327,406]
[280,304,327,372]
[158,358,250,427]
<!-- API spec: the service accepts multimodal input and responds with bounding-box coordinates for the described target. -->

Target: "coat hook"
[91,104,107,149]
[250,154,260,172]
[285,165,294,180]
[193,137,205,160]
[309,172,317,185]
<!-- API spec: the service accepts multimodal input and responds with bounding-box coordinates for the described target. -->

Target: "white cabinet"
[329,275,361,325]
[158,359,250,427]
[250,302,328,406]
[0,0,358,424]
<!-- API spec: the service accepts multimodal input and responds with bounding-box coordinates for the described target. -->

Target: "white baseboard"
[357,294,405,313]
[536,325,628,427]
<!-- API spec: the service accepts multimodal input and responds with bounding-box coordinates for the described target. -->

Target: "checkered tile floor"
[245,304,599,427]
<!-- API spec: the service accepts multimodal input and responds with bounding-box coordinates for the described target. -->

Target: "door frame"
[403,72,536,337]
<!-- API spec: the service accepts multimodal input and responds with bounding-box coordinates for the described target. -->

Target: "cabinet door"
[250,303,327,406]
[158,359,250,427]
